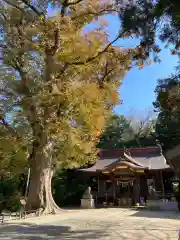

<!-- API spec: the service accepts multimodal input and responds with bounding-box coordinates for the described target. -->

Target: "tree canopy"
[116,0,180,60]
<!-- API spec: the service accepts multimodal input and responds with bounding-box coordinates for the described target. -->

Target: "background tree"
[116,0,180,60]
[0,0,144,214]
[154,63,180,150]
[97,114,131,149]
[97,111,156,149]
[127,111,156,147]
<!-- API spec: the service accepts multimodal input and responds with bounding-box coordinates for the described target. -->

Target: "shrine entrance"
[93,157,145,207]
[113,176,135,207]
[96,168,139,207]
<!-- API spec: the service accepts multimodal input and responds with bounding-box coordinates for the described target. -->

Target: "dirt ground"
[0,208,180,239]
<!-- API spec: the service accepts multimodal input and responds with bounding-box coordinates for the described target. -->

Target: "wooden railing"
[0,209,40,223]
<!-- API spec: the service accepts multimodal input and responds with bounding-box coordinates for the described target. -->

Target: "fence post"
[1,215,4,223]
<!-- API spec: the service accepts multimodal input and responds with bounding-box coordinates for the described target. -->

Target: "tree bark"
[27,144,60,215]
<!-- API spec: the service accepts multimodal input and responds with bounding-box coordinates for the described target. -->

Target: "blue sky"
[106,15,179,117]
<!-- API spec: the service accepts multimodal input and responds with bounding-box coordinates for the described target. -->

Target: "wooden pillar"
[104,180,107,203]
[98,175,99,195]
[97,175,99,205]
[133,176,140,205]
[113,181,115,205]
[160,171,165,196]
[153,175,156,189]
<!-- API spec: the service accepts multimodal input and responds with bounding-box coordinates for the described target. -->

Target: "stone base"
[81,198,95,209]
[147,200,161,210]
[147,200,178,211]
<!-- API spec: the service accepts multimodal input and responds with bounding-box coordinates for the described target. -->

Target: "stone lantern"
[81,186,95,209]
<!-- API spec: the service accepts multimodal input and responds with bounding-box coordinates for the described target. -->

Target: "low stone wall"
[147,200,178,211]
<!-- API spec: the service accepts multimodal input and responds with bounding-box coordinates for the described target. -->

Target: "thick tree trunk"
[27,165,60,214]
[27,145,60,215]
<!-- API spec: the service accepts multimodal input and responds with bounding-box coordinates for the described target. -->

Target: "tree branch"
[2,0,25,12]
[99,63,114,88]
[67,0,83,6]
[70,30,126,65]
[71,7,119,23]
[56,63,69,78]
[61,0,83,10]
[21,0,42,16]
[52,28,60,55]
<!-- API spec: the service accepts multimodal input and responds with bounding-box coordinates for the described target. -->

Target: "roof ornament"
[124,152,144,168]
[156,139,163,154]
[124,148,131,157]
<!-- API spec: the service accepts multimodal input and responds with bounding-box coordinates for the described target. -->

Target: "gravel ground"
[0,208,180,240]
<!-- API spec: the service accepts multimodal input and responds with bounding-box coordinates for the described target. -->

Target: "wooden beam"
[112,166,128,171]
[116,166,128,169]
[136,169,144,173]
[102,171,111,174]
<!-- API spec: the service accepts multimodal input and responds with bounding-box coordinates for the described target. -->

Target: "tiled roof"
[130,152,170,170]
[98,146,161,159]
[80,158,119,172]
[80,147,170,172]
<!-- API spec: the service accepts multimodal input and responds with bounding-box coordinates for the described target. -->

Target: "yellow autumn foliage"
[2,0,135,170]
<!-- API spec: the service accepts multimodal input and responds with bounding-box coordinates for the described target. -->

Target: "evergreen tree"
[154,63,180,150]
[97,115,131,149]
[116,0,180,59]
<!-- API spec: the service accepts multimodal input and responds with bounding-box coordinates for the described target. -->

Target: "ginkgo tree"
[0,0,144,214]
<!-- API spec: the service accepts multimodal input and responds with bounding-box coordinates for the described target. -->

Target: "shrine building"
[80,146,175,207]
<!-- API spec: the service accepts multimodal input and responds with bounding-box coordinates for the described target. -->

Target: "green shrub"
[52,170,88,207]
[0,177,23,212]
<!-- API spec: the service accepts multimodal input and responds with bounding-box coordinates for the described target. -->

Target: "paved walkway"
[0,208,180,239]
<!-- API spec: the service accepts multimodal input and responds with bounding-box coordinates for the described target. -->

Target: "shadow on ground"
[132,209,180,220]
[0,223,107,240]
[0,221,178,240]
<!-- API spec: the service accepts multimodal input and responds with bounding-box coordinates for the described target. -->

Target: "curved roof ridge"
[124,152,145,168]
